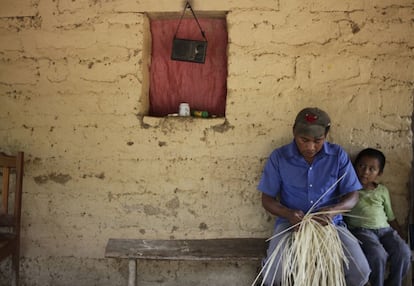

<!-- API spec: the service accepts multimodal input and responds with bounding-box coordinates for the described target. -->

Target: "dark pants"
[351,227,411,286]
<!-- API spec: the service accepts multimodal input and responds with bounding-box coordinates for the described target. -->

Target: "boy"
[347,148,411,286]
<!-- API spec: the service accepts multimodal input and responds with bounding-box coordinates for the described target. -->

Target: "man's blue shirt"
[258,140,362,225]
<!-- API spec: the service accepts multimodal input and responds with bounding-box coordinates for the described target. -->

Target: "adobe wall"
[0,0,413,285]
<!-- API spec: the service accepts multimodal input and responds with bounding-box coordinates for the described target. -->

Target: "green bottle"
[191,110,209,118]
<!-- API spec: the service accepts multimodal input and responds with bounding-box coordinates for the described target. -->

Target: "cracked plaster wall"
[0,0,413,285]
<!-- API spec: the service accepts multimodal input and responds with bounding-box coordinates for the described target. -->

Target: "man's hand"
[287,209,305,229]
[311,211,333,226]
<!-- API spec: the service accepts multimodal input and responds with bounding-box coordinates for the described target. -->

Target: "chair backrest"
[0,152,24,235]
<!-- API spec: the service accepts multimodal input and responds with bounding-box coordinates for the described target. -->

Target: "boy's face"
[355,156,382,188]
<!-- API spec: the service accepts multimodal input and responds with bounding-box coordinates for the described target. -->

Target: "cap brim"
[294,123,326,138]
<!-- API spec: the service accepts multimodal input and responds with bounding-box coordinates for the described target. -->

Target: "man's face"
[294,133,326,162]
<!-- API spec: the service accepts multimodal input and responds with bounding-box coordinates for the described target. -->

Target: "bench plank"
[105,238,267,261]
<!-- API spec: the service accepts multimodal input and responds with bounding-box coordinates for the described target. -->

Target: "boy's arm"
[382,186,406,239]
[389,219,406,240]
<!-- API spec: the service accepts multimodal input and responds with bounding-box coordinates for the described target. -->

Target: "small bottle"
[178,103,190,116]
[191,110,209,118]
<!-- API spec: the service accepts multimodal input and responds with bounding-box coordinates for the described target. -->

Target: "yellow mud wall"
[0,0,413,285]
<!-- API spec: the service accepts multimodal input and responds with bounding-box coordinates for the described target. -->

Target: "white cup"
[179,103,190,116]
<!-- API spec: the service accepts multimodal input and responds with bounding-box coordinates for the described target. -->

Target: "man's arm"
[317,191,359,222]
[262,193,304,226]
[331,191,359,211]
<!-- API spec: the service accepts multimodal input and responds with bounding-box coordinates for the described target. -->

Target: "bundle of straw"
[253,210,350,286]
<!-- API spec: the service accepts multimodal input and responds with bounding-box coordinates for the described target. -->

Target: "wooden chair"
[0,152,24,286]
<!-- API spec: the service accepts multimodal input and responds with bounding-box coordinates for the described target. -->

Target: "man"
[258,107,371,286]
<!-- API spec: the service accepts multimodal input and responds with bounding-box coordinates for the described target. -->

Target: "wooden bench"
[105,238,267,286]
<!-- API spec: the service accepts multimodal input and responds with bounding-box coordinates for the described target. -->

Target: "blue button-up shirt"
[258,140,362,225]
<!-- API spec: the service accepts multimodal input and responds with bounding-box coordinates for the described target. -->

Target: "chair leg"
[128,259,137,286]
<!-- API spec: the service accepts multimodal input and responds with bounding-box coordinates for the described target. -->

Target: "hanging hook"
[174,0,206,41]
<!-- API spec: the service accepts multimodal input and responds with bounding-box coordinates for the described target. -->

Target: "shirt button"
[309,184,313,187]
[310,200,314,204]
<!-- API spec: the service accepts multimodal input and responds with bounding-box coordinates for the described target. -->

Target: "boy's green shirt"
[347,184,395,229]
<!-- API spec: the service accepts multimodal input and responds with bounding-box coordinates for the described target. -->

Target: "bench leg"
[128,259,136,286]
